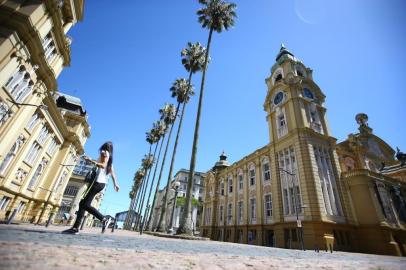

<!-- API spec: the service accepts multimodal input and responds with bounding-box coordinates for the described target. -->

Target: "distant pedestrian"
[62,141,119,234]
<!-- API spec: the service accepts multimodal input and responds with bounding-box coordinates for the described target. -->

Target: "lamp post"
[279,168,305,251]
[168,180,181,234]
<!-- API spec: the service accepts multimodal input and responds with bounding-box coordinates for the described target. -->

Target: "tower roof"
[214,151,230,170]
[275,43,295,61]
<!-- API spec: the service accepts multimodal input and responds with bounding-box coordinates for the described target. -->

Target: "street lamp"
[168,180,181,234]
[279,168,305,251]
[0,98,48,123]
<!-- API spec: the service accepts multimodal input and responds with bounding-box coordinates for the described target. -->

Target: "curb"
[144,231,210,241]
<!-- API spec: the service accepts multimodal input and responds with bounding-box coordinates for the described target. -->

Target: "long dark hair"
[100,141,113,174]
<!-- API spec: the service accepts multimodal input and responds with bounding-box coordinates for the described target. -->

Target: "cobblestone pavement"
[0,224,405,270]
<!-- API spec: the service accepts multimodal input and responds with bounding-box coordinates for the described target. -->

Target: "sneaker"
[102,216,111,233]
[61,227,79,235]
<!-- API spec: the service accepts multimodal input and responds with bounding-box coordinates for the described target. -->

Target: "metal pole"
[111,213,118,232]
[168,187,179,233]
[7,209,18,224]
[45,212,54,227]
[290,172,305,251]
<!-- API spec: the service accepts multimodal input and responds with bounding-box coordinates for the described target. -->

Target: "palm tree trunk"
[156,71,193,232]
[145,103,180,232]
[135,137,162,230]
[139,118,171,234]
[124,143,152,230]
[177,28,214,235]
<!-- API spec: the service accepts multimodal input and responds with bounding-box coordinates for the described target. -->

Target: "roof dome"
[214,151,230,169]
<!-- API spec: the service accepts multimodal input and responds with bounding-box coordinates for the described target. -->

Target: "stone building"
[200,45,406,256]
[0,0,88,224]
[150,169,205,232]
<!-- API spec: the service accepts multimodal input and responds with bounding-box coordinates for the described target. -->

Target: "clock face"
[303,88,314,99]
[273,92,284,105]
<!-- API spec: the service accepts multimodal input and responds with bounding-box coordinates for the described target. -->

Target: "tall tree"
[156,42,206,232]
[177,0,236,235]
[125,168,145,229]
[134,120,166,230]
[139,103,177,233]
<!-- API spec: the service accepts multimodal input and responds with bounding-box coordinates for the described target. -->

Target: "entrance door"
[267,230,275,247]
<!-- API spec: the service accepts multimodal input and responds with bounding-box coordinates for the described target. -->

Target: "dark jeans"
[73,182,105,229]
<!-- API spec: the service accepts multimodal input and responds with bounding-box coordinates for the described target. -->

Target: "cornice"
[44,0,71,66]
[0,6,57,91]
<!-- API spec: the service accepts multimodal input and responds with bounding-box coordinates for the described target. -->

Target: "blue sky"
[58,0,406,216]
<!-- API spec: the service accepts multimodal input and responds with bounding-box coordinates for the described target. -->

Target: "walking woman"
[62,141,119,234]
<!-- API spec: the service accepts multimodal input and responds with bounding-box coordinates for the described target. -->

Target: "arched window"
[0,135,25,175]
[27,158,48,190]
[272,68,284,85]
[5,65,27,94]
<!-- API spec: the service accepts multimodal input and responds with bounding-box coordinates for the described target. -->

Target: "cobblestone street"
[0,224,405,270]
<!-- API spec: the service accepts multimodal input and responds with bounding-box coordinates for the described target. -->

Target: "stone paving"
[0,224,405,270]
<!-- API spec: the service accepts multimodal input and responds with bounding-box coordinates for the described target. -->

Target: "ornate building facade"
[0,0,88,224]
[200,45,406,256]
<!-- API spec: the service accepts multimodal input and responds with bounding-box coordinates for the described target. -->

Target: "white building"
[150,169,205,232]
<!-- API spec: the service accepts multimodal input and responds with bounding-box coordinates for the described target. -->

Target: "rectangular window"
[238,201,243,224]
[279,147,302,216]
[283,188,289,215]
[263,163,271,182]
[37,126,49,145]
[26,113,39,132]
[265,194,272,217]
[227,203,232,224]
[24,142,41,166]
[219,205,224,223]
[64,185,79,196]
[249,168,255,186]
[277,112,288,138]
[220,182,224,196]
[250,198,256,222]
[228,178,233,193]
[238,174,243,190]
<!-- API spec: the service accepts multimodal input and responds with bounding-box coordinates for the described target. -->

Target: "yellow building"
[0,0,88,224]
[200,45,406,256]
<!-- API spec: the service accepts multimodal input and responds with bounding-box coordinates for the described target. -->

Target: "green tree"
[177,0,237,235]
[156,42,206,232]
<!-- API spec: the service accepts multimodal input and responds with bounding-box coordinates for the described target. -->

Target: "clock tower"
[263,45,352,247]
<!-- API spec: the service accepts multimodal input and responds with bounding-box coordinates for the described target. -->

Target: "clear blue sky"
[58,0,406,216]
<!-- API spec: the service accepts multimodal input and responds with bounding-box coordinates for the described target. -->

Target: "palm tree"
[177,0,237,235]
[134,121,166,230]
[156,43,206,232]
[125,168,145,229]
[139,103,177,233]
[124,126,160,230]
